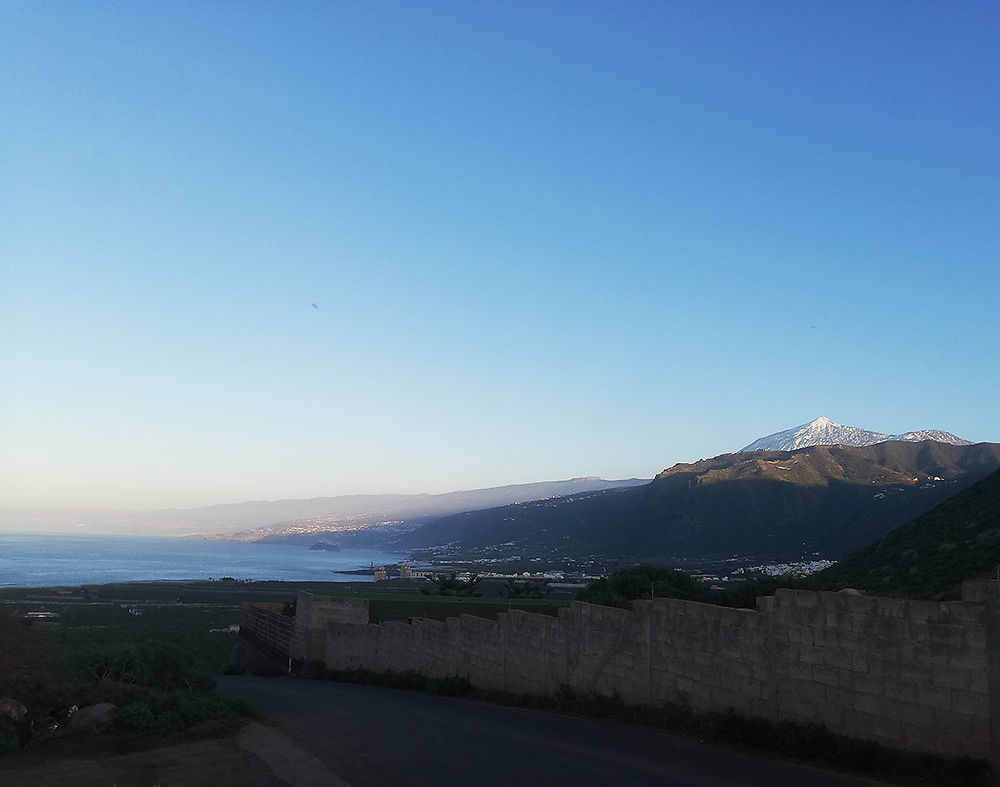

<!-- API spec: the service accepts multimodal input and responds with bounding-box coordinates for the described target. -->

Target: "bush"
[117,701,156,733]
[171,692,251,726]
[75,642,212,692]
[577,565,704,608]
[115,692,252,735]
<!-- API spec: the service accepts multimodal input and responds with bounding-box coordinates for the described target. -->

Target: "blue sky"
[3,1,998,510]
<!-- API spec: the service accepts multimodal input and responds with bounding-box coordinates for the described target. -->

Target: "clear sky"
[3,1,998,511]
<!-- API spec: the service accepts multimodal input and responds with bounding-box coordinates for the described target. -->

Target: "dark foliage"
[73,641,213,692]
[400,442,1000,563]
[0,596,253,750]
[116,692,252,734]
[502,579,551,599]
[426,573,482,596]
[703,575,805,609]
[810,468,1000,598]
[576,564,703,609]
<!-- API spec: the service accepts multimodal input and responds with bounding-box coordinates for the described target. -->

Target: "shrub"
[577,565,703,608]
[115,693,252,735]
[117,701,156,733]
[75,642,212,692]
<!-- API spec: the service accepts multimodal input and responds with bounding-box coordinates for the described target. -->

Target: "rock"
[0,697,30,746]
[69,702,117,730]
[308,541,341,552]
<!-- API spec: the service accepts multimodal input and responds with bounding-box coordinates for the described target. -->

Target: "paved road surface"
[216,676,889,787]
[0,677,893,786]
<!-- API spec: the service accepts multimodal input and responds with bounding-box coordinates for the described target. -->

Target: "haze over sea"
[0,533,402,588]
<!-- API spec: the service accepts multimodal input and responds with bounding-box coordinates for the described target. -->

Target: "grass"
[6,576,991,781]
[0,583,263,753]
[114,692,253,734]
[0,576,566,754]
[312,667,991,786]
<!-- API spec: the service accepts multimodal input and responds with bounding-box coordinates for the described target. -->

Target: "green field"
[0,579,571,678]
[0,578,573,750]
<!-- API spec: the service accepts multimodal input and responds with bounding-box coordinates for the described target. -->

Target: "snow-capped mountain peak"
[739,417,972,453]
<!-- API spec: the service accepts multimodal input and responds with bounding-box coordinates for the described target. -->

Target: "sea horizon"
[0,531,405,588]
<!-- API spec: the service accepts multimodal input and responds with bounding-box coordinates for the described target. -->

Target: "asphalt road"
[217,676,891,787]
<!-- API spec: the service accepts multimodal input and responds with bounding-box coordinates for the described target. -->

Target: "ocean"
[0,532,405,588]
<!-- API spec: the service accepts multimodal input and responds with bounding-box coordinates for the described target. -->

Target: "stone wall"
[289,592,369,664]
[300,582,999,764]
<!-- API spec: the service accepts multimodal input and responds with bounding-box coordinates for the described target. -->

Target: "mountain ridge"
[399,441,1000,563]
[0,477,650,538]
[740,416,972,453]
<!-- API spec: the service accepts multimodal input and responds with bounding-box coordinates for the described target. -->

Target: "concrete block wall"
[303,583,1000,764]
[289,591,369,664]
[768,588,991,757]
[643,598,769,718]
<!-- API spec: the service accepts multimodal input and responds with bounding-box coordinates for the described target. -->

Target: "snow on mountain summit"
[896,429,972,444]
[739,417,973,453]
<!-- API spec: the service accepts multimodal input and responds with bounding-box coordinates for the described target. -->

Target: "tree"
[576,564,703,609]
[429,572,481,596]
[503,579,551,599]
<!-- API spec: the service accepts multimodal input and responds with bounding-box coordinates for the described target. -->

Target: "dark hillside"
[809,468,1000,598]
[398,442,1000,562]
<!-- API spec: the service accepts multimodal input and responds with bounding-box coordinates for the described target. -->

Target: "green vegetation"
[810,468,1000,598]
[0,625,252,750]
[575,564,804,611]
[501,578,551,598]
[420,572,483,596]
[576,564,702,608]
[313,667,989,786]
[0,581,265,752]
[581,467,1000,610]
[0,576,572,752]
[702,574,803,608]
[114,692,251,734]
